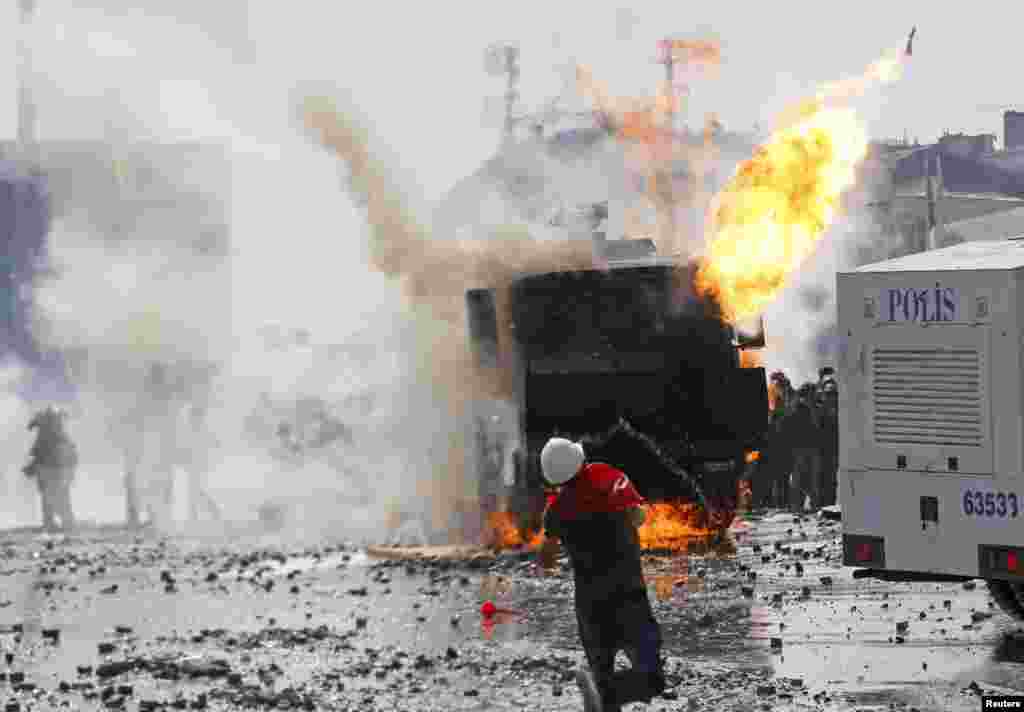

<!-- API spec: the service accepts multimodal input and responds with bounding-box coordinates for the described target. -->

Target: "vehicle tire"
[987,580,1024,620]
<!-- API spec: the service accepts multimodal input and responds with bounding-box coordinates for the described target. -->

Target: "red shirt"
[549,462,645,521]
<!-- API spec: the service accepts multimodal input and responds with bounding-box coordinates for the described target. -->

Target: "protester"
[755,372,795,508]
[541,436,665,712]
[817,377,839,508]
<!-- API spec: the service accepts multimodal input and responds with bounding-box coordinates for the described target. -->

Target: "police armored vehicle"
[838,239,1024,618]
[466,233,769,533]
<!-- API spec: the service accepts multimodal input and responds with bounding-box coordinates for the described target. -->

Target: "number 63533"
[963,489,1019,518]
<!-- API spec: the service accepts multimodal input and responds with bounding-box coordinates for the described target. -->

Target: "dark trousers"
[578,595,665,708]
[753,452,790,508]
[791,448,822,510]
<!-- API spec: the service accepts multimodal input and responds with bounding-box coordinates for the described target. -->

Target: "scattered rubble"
[0,513,999,711]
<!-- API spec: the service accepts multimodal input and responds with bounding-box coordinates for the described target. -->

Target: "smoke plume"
[1,1,484,542]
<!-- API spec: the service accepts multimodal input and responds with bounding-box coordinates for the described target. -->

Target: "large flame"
[637,502,716,549]
[696,48,907,323]
[695,104,868,323]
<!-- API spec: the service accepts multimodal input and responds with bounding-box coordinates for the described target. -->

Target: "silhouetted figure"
[754,371,794,509]
[23,406,78,531]
[817,378,839,508]
[785,384,822,510]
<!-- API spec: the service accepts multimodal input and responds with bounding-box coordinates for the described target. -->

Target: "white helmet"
[540,437,585,486]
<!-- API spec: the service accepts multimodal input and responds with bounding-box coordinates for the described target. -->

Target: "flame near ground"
[485,502,724,554]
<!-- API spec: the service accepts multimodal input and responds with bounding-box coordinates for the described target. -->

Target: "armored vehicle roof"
[845,239,1024,274]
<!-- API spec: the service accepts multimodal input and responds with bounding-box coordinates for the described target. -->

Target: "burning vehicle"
[466,232,768,535]
[301,37,907,549]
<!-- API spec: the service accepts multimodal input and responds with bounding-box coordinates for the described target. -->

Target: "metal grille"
[872,347,984,447]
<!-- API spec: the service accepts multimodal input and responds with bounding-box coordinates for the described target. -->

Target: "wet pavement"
[0,512,1020,710]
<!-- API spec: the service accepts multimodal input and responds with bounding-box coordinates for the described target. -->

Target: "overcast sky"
[0,1,1020,208]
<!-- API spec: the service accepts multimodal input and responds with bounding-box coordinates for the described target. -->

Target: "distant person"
[755,371,794,509]
[541,437,665,712]
[785,384,823,510]
[22,406,78,532]
[817,378,839,508]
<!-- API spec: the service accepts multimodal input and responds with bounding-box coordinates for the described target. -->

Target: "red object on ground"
[480,600,523,618]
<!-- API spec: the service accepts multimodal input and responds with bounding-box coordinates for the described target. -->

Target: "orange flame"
[739,350,762,368]
[695,104,868,322]
[745,450,760,464]
[489,504,719,554]
[696,49,906,323]
[486,511,545,551]
[637,502,716,550]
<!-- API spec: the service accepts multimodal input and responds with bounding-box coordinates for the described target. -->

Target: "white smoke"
[758,160,895,384]
[0,2,907,535]
[0,1,449,540]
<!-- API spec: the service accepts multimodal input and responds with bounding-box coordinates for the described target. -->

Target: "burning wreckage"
[466,236,769,541]
[303,34,910,552]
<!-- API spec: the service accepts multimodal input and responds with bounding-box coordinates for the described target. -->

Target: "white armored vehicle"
[838,239,1024,618]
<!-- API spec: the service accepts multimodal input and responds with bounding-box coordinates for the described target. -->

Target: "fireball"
[696,46,907,323]
[696,104,868,323]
